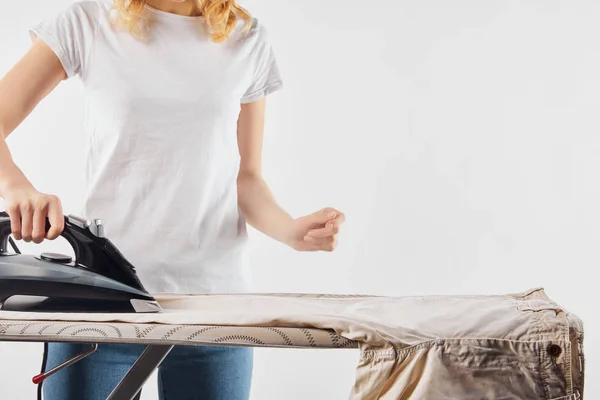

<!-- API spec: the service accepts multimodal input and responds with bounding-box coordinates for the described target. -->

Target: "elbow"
[236,171,264,209]
[237,170,263,187]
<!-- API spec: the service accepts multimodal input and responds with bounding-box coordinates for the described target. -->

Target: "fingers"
[31,201,47,244]
[302,235,338,252]
[330,212,345,226]
[5,193,63,243]
[305,225,338,239]
[305,212,345,239]
[5,205,22,240]
[308,207,338,225]
[297,208,345,252]
[20,202,34,242]
[46,196,64,240]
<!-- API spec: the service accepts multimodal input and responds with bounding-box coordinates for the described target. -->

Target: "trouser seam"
[562,315,574,396]
[538,342,551,400]
[360,339,443,362]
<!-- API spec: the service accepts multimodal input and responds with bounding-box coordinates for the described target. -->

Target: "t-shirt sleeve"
[241,20,284,104]
[28,1,100,79]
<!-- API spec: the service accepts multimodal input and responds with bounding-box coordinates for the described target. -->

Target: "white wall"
[0,0,598,398]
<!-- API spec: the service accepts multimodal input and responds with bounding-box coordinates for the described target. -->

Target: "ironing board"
[0,288,586,400]
[0,319,356,399]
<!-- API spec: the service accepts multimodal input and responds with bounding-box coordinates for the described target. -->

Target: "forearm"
[0,128,34,198]
[237,173,295,245]
[0,40,65,199]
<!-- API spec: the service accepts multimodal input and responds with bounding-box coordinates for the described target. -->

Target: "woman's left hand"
[286,207,345,252]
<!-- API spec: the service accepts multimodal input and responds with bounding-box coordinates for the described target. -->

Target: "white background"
[0,0,598,398]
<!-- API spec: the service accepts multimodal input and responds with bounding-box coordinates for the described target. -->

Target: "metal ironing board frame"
[106,344,173,400]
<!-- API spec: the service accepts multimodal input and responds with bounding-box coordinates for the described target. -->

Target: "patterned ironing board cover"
[0,319,358,349]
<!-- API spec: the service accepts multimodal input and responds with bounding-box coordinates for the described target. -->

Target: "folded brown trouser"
[0,287,584,399]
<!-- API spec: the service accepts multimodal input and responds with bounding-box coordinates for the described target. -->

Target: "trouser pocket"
[440,339,546,399]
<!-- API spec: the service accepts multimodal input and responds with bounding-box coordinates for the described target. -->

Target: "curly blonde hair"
[112,0,252,42]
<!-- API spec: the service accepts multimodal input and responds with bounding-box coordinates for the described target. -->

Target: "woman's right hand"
[3,187,64,243]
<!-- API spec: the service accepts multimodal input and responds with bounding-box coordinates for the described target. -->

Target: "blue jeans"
[41,342,253,400]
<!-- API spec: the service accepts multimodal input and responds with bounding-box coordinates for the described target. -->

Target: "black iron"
[0,212,161,313]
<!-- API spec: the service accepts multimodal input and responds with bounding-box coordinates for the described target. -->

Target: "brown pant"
[345,288,585,400]
[0,288,585,399]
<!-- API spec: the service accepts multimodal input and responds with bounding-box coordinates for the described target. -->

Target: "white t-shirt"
[29,0,283,294]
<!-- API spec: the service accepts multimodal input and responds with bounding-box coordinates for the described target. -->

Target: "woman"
[0,0,345,398]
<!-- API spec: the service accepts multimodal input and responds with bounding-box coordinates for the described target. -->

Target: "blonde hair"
[112,0,252,42]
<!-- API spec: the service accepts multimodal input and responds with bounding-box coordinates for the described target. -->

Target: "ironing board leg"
[106,345,174,400]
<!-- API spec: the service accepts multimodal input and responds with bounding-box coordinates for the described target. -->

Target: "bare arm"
[236,98,344,251]
[0,38,67,241]
[236,98,296,244]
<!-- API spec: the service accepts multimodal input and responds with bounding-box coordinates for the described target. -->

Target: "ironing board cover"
[0,289,586,400]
